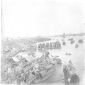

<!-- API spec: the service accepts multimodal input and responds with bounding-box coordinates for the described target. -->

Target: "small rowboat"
[33,62,57,84]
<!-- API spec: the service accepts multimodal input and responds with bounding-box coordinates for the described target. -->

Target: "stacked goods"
[1,49,61,84]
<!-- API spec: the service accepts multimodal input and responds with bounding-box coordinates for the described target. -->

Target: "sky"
[2,0,85,38]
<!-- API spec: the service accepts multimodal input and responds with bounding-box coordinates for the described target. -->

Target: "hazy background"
[2,0,85,38]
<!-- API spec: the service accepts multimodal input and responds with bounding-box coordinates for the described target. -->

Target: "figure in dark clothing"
[68,60,80,85]
[63,65,70,85]
[70,73,80,84]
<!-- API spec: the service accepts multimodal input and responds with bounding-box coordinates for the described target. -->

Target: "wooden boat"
[32,61,57,84]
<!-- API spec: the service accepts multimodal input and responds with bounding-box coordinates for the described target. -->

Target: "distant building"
[37,40,61,51]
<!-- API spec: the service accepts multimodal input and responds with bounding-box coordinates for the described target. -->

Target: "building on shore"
[36,40,61,51]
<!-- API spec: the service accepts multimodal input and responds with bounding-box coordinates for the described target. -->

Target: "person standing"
[63,65,70,85]
[68,60,80,84]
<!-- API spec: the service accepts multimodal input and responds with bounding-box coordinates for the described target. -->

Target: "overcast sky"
[2,0,85,38]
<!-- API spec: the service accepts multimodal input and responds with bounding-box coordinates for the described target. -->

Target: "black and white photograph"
[1,0,85,85]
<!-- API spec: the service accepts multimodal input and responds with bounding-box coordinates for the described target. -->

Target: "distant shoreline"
[2,32,85,42]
